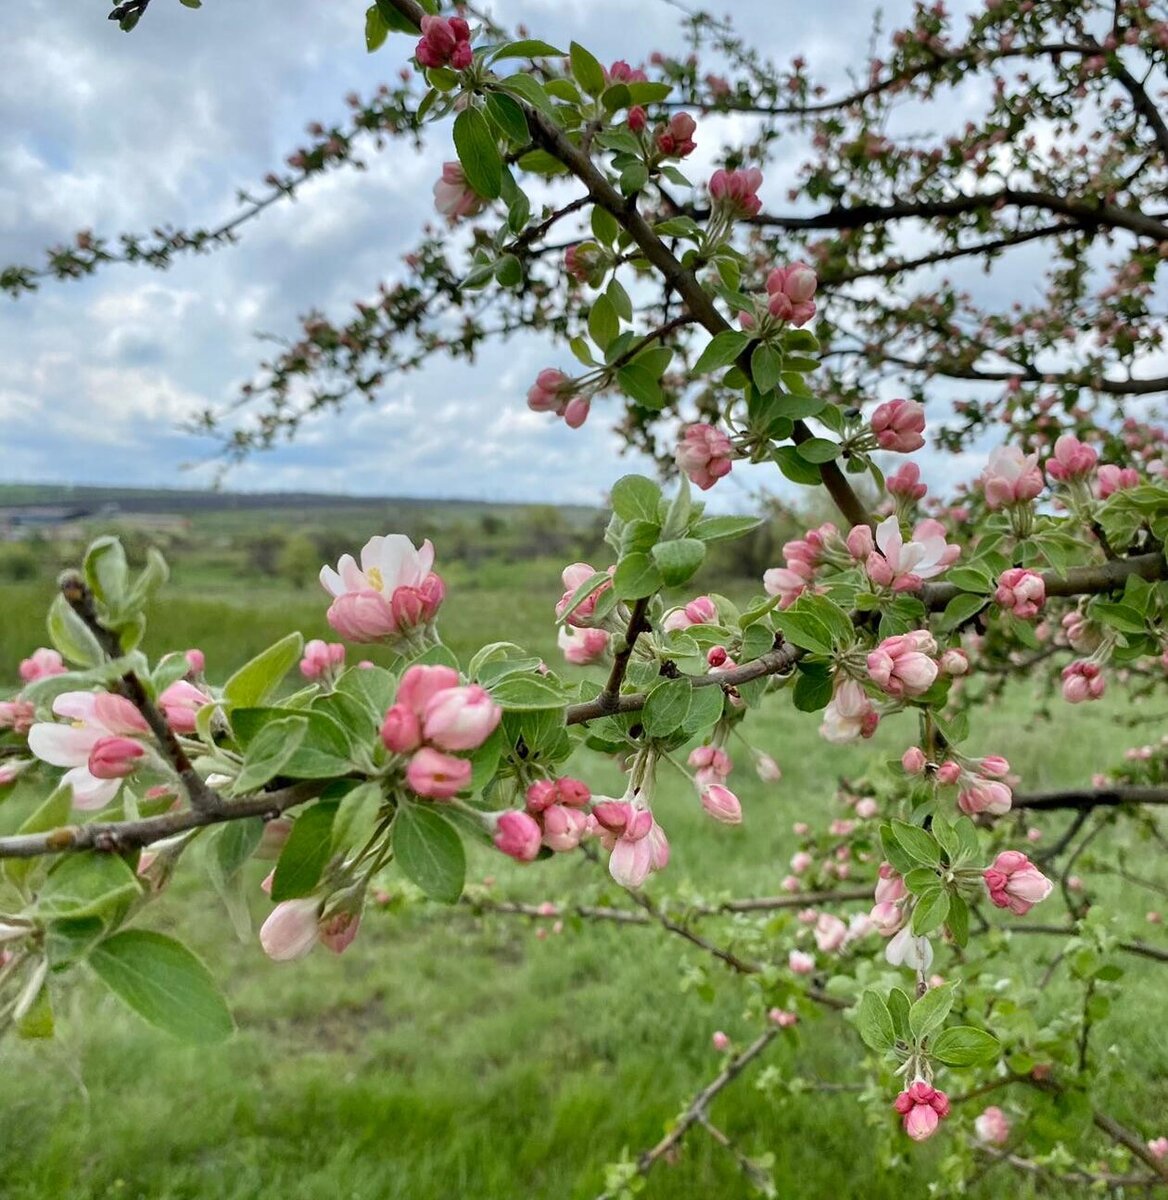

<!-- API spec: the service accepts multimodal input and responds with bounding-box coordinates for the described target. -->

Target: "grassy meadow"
[0,501,1165,1199]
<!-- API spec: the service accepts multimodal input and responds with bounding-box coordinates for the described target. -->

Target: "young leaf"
[223,633,304,709]
[36,853,140,921]
[931,1025,1000,1068]
[393,803,466,903]
[857,990,896,1052]
[569,41,606,97]
[270,802,338,901]
[651,538,705,587]
[90,930,234,1044]
[453,107,503,199]
[908,981,956,1042]
[891,819,941,867]
[231,715,308,795]
[692,330,749,375]
[641,678,692,737]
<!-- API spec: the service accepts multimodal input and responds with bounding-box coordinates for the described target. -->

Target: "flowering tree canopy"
[3,0,1168,1194]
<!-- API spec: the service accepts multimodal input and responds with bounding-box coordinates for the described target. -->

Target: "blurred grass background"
[0,497,1165,1199]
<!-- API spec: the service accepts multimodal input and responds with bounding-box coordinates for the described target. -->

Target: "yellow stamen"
[366,566,384,591]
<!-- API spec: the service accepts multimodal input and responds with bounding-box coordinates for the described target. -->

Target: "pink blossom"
[865,516,959,591]
[981,446,1044,510]
[936,760,961,785]
[1061,660,1106,703]
[415,15,473,70]
[939,648,969,676]
[855,797,879,819]
[527,368,572,416]
[871,399,926,453]
[885,927,934,970]
[27,691,149,810]
[318,909,361,956]
[820,678,879,744]
[0,700,35,735]
[790,850,813,874]
[541,804,589,852]
[765,262,818,326]
[895,1082,950,1141]
[869,901,905,936]
[814,913,847,953]
[1147,1137,1168,1161]
[627,105,647,132]
[555,561,613,627]
[711,1030,730,1051]
[396,665,460,716]
[185,648,205,674]
[762,566,809,608]
[158,680,211,734]
[656,112,697,157]
[867,631,939,698]
[902,746,927,775]
[768,1008,798,1027]
[300,639,345,679]
[259,897,320,961]
[18,648,66,683]
[606,60,647,83]
[1045,433,1098,482]
[846,524,875,562]
[676,423,734,490]
[995,568,1046,619]
[708,167,763,218]
[422,684,501,752]
[406,748,472,799]
[662,595,718,633]
[957,779,1013,816]
[875,863,907,905]
[87,735,146,780]
[788,949,815,974]
[321,535,444,643]
[983,850,1053,914]
[558,625,611,665]
[1095,464,1139,499]
[493,810,543,862]
[887,462,928,500]
[754,752,782,782]
[433,161,485,221]
[607,816,669,888]
[380,704,422,754]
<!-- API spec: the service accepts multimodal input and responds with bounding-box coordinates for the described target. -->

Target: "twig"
[600,596,652,713]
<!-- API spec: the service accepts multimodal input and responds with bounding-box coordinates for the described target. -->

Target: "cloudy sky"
[1,0,982,509]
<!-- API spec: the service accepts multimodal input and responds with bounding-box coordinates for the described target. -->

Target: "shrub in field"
[5,0,1168,1193]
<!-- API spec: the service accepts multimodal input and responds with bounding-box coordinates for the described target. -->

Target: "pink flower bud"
[875,863,907,904]
[676,423,734,490]
[300,638,346,679]
[1147,1137,1168,1161]
[768,1007,798,1027]
[18,648,66,683]
[871,399,926,453]
[380,704,422,754]
[260,897,320,961]
[87,735,145,780]
[406,747,472,799]
[433,161,485,221]
[422,684,502,752]
[855,797,879,819]
[0,700,35,735]
[936,760,961,785]
[995,568,1046,619]
[185,648,206,673]
[869,901,905,936]
[981,445,1044,510]
[901,746,927,775]
[957,779,1013,816]
[396,664,461,716]
[700,784,742,825]
[707,167,763,218]
[1061,659,1106,703]
[983,850,1053,914]
[895,1082,950,1141]
[867,634,939,698]
[1045,433,1098,482]
[415,15,473,71]
[1095,464,1139,499]
[814,912,848,953]
[627,105,647,132]
[541,804,589,852]
[939,648,969,676]
[788,950,815,975]
[711,1030,730,1051]
[886,462,927,500]
[493,810,543,862]
[158,680,211,734]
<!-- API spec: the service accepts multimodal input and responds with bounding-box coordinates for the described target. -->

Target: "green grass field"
[0,555,1165,1199]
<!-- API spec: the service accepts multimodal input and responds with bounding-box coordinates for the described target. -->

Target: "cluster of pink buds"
[563,241,607,286]
[869,862,908,936]
[983,851,1053,914]
[18,647,66,683]
[870,399,926,454]
[299,639,345,680]
[558,625,611,665]
[849,516,959,592]
[763,521,844,607]
[1044,433,1098,484]
[492,776,594,862]
[593,791,670,888]
[994,568,1045,619]
[904,748,1013,815]
[321,534,445,646]
[554,561,614,628]
[1061,608,1102,654]
[687,745,742,823]
[886,462,927,505]
[662,594,718,633]
[895,1082,951,1141]
[676,423,734,490]
[0,699,35,736]
[414,14,473,70]
[606,60,647,84]
[867,631,939,699]
[527,368,590,428]
[433,162,486,222]
[1095,464,1139,499]
[655,112,697,158]
[708,167,763,219]
[764,262,817,326]
[1061,659,1106,703]
[381,665,502,799]
[980,446,1044,513]
[260,888,363,962]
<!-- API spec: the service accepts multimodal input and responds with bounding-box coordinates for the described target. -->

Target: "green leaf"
[792,661,833,712]
[231,716,308,795]
[591,205,619,246]
[616,363,663,409]
[488,673,569,711]
[751,342,782,394]
[223,633,303,709]
[947,893,969,947]
[651,538,705,587]
[796,437,840,464]
[887,988,911,1041]
[772,445,822,486]
[270,802,338,901]
[931,1025,1000,1068]
[46,594,105,668]
[1089,600,1148,636]
[891,819,941,867]
[908,982,956,1042]
[490,38,564,61]
[857,990,896,1052]
[641,678,692,737]
[588,293,620,350]
[364,4,389,51]
[693,330,749,375]
[374,0,420,33]
[214,817,264,881]
[36,853,139,921]
[939,593,987,632]
[500,75,558,120]
[90,930,234,1044]
[945,567,994,595]
[690,515,762,543]
[611,475,661,523]
[453,107,503,200]
[332,782,385,855]
[393,804,466,903]
[231,707,352,779]
[912,888,950,935]
[613,552,664,600]
[569,41,606,97]
[16,981,53,1040]
[84,536,129,609]
[773,609,833,655]
[626,81,672,104]
[6,785,73,888]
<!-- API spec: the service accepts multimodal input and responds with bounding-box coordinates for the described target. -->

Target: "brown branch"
[593,1027,780,1200]
[600,596,652,712]
[60,572,222,814]
[1008,923,1168,964]
[1094,1110,1168,1181]
[1013,786,1168,812]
